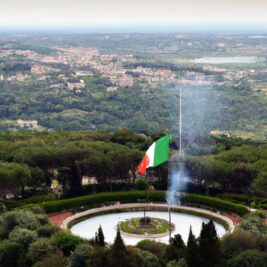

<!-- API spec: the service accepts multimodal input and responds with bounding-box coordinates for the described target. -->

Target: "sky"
[0,0,267,31]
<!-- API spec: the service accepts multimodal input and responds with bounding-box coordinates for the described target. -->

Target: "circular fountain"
[63,203,234,245]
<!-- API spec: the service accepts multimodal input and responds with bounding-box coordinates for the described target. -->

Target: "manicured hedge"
[181,193,248,216]
[43,191,165,213]
[19,191,156,213]
[17,191,248,216]
[4,195,56,209]
[217,193,267,209]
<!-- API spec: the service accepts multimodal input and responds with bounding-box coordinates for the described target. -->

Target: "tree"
[111,226,128,267]
[186,226,199,267]
[12,163,32,198]
[0,210,40,238]
[86,247,111,267]
[0,241,24,267]
[198,220,220,267]
[127,247,162,267]
[252,170,267,197]
[227,249,267,267]
[29,167,46,192]
[68,243,94,267]
[95,225,105,247]
[79,142,142,185]
[9,227,38,247]
[167,258,187,267]
[221,229,259,262]
[0,161,31,198]
[166,234,186,262]
[135,179,148,190]
[137,239,168,261]
[33,251,68,267]
[57,166,72,194]
[110,129,142,146]
[50,230,82,256]
[229,163,257,192]
[36,224,57,238]
[27,238,54,263]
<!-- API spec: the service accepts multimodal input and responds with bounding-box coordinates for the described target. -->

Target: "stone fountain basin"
[62,203,234,245]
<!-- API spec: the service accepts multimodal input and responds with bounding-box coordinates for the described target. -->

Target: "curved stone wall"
[61,203,235,233]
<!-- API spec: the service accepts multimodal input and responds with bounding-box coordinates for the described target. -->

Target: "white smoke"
[166,161,187,205]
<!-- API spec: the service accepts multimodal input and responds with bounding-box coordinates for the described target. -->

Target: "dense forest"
[0,130,266,201]
[0,72,266,136]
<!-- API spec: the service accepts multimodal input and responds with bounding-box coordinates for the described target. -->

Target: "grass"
[120,217,171,235]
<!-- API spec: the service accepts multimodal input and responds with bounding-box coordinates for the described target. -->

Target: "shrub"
[181,194,248,216]
[30,206,46,214]
[0,210,40,238]
[36,225,58,238]
[18,191,248,216]
[165,234,186,262]
[221,230,259,261]
[19,191,159,213]
[0,240,24,267]
[240,211,267,235]
[128,247,162,267]
[138,249,161,267]
[86,246,111,267]
[27,238,54,263]
[32,251,67,267]
[167,259,187,267]
[217,193,267,209]
[4,195,56,209]
[35,214,49,225]
[227,249,267,267]
[9,227,38,247]
[137,239,168,260]
[24,195,56,204]
[68,243,94,267]
[50,230,83,256]
[135,179,148,191]
[139,216,151,225]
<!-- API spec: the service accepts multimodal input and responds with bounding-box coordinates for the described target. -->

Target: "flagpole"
[179,86,182,157]
[144,171,148,224]
[168,204,172,242]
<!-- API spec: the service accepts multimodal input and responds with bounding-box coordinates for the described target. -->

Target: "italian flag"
[137,134,171,174]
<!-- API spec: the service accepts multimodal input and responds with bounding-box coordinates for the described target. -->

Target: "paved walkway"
[60,203,236,233]
[223,213,243,225]
[48,211,73,226]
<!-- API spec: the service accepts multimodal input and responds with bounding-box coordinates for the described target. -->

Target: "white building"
[17,119,38,128]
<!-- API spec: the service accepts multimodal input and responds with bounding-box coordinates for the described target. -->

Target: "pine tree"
[94,231,99,245]
[198,220,221,267]
[186,226,199,267]
[111,225,127,267]
[166,234,186,261]
[97,225,105,247]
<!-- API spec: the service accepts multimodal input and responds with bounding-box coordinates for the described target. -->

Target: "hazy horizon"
[1,0,267,33]
[1,23,267,35]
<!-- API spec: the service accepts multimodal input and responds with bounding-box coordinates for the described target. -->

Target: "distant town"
[0,34,266,137]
